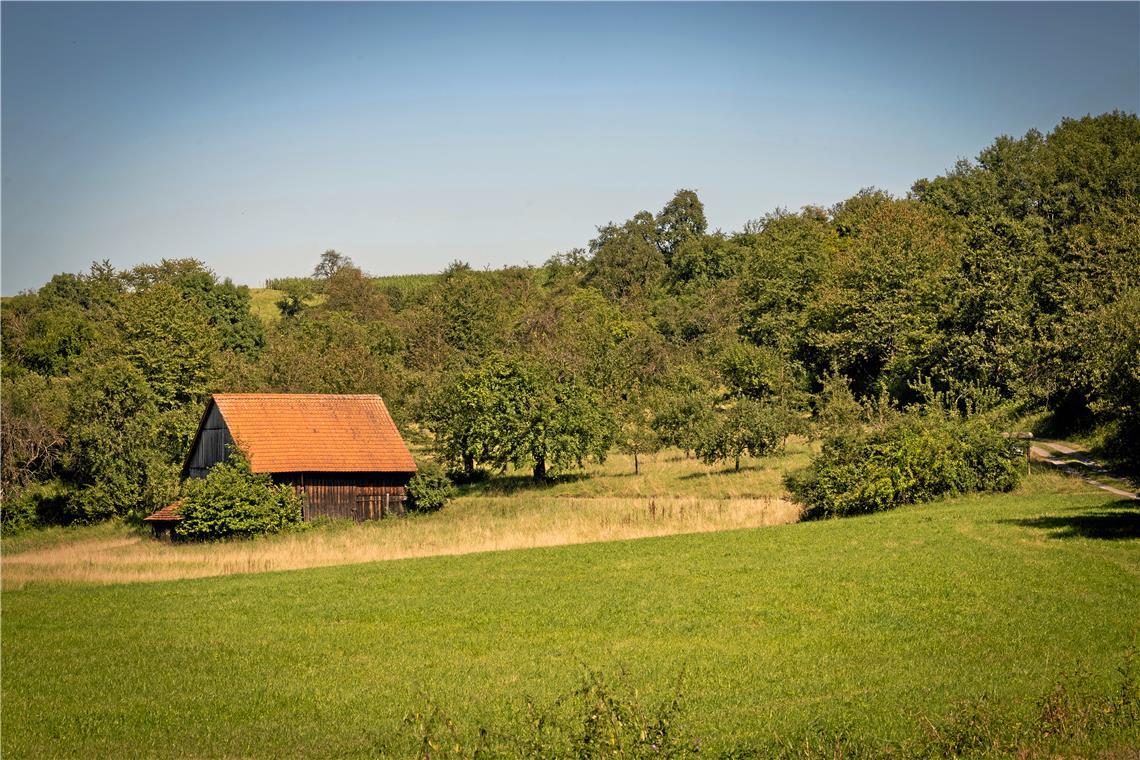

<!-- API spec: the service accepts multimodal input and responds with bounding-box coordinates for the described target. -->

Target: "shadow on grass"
[1001,501,1140,540]
[456,471,639,497]
[678,464,770,480]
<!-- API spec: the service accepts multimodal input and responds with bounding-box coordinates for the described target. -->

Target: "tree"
[616,397,660,475]
[585,211,666,303]
[650,373,713,458]
[63,357,177,522]
[696,399,789,471]
[313,249,352,281]
[118,283,218,410]
[406,461,456,513]
[812,373,863,440]
[804,199,960,400]
[737,209,838,357]
[425,357,613,482]
[424,366,511,478]
[322,266,390,319]
[0,372,68,501]
[257,312,398,397]
[656,189,707,266]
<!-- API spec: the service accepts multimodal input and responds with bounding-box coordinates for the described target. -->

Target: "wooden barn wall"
[186,404,233,479]
[272,473,412,521]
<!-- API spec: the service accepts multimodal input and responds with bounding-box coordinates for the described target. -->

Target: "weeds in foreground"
[399,652,1139,758]
[399,667,699,759]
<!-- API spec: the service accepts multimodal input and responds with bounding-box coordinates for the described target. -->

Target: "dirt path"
[1030,440,1139,500]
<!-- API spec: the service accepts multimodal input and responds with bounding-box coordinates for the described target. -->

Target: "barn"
[147,393,416,531]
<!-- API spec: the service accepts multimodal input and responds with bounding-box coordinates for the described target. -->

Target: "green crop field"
[2,477,1137,758]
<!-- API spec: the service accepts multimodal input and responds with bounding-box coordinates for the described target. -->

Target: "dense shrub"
[787,414,1022,519]
[0,479,83,534]
[175,456,302,540]
[406,461,455,513]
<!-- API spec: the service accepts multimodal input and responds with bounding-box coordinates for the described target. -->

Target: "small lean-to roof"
[145,501,184,522]
[210,393,417,474]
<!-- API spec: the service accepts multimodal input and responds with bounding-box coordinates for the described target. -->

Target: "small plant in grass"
[406,461,455,513]
[402,667,699,758]
[175,453,302,540]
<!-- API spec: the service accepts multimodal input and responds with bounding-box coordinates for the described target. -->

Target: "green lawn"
[2,482,1138,757]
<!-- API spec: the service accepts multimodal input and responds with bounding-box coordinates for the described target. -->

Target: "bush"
[787,413,1022,519]
[406,461,455,513]
[0,479,78,533]
[175,456,302,540]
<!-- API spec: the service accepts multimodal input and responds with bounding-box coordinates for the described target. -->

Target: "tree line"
[2,112,1137,528]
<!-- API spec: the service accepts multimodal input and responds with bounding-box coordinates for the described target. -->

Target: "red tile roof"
[211,393,417,474]
[145,501,184,522]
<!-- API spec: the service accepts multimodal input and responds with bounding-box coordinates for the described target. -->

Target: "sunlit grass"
[2,479,1136,757]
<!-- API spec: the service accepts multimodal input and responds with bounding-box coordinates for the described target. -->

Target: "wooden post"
[1005,432,1033,475]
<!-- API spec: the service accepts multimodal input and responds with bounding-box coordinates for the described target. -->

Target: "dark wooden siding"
[272,472,412,521]
[185,404,233,479]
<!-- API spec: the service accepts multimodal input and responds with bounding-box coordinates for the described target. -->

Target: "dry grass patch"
[1,495,800,589]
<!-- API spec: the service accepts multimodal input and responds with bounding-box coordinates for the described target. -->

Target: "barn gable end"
[183,401,235,479]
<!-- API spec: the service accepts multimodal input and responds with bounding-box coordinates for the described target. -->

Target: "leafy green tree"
[616,397,660,475]
[655,188,707,266]
[668,233,745,286]
[586,211,666,303]
[649,373,713,457]
[426,357,613,482]
[717,341,786,400]
[123,259,264,354]
[511,360,613,481]
[812,373,863,440]
[806,200,960,399]
[322,266,390,319]
[257,311,399,397]
[63,357,177,522]
[118,283,218,410]
[0,372,68,500]
[737,209,838,359]
[696,399,788,471]
[424,366,511,478]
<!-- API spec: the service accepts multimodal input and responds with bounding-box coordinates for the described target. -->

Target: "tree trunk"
[462,452,475,478]
[634,450,640,475]
[735,454,741,471]
[533,456,546,482]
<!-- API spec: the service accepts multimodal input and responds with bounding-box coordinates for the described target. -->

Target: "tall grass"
[1,495,799,589]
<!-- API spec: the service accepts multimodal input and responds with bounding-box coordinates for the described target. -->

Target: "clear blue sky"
[2,2,1138,294]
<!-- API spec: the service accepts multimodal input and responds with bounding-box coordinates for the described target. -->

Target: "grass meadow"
[2,469,1137,757]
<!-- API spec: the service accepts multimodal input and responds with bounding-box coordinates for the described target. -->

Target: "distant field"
[3,473,1137,757]
[247,287,325,322]
[248,272,438,323]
